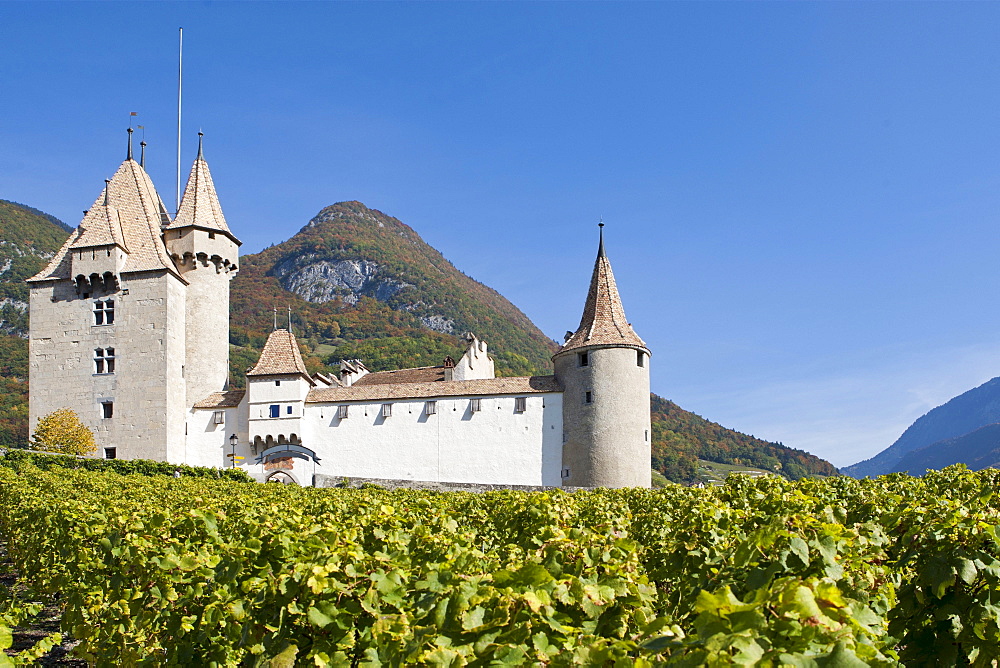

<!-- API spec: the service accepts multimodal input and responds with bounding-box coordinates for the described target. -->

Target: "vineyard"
[1,464,1000,665]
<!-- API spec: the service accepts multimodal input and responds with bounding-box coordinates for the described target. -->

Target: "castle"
[27,133,652,488]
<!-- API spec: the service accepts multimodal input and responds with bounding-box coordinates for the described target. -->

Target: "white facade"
[29,138,651,488]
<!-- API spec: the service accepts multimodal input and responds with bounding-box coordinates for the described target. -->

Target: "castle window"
[94,301,104,325]
[425,401,437,416]
[213,411,224,425]
[208,231,216,239]
[336,405,349,419]
[645,429,649,442]
[561,467,570,479]
[578,352,588,367]
[101,401,114,419]
[286,406,292,415]
[94,348,114,374]
[275,380,281,386]
[269,405,280,418]
[470,398,481,413]
[105,300,114,324]
[514,397,527,413]
[637,351,644,367]
[105,447,116,459]
[381,403,392,418]
[584,391,592,404]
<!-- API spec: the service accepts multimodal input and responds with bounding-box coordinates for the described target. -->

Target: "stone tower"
[27,131,189,461]
[164,134,241,408]
[553,225,651,488]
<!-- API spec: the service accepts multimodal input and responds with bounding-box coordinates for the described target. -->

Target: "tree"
[30,408,97,456]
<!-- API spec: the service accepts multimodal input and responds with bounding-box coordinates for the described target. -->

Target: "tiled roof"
[354,366,445,386]
[247,329,313,380]
[557,234,646,354]
[29,159,179,282]
[193,390,246,409]
[167,149,237,239]
[307,375,562,403]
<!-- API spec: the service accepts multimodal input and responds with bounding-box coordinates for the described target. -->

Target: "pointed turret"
[166,133,239,242]
[553,225,651,488]
[164,134,241,409]
[558,224,646,354]
[247,329,314,384]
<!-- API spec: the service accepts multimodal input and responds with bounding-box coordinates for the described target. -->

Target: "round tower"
[164,134,241,408]
[553,224,651,488]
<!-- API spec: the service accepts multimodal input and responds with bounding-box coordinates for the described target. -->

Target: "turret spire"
[127,127,134,160]
[556,225,646,354]
[140,141,146,168]
[197,131,204,159]
[103,180,110,207]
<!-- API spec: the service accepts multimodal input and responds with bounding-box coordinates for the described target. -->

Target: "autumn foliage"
[30,408,97,456]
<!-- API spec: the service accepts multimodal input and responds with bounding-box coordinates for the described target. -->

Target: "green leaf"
[815,642,870,668]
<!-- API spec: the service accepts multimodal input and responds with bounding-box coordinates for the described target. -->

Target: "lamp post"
[229,433,238,468]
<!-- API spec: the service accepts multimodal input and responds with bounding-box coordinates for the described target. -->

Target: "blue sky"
[4,2,1000,468]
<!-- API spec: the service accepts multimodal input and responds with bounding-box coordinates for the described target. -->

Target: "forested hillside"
[650,394,838,482]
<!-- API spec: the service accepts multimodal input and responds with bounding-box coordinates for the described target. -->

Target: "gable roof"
[29,159,179,282]
[354,365,446,386]
[167,142,239,242]
[307,375,562,403]
[193,389,246,409]
[247,329,313,381]
[557,230,646,354]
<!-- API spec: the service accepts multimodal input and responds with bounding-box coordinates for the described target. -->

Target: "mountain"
[842,376,1000,478]
[650,395,838,482]
[0,201,72,446]
[891,422,1000,475]
[229,202,558,380]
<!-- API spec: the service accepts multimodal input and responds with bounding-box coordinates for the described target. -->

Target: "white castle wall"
[261,392,566,486]
[186,401,249,469]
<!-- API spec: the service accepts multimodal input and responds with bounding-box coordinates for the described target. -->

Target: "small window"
[105,347,115,374]
[269,405,280,418]
[275,380,281,386]
[637,351,644,367]
[381,403,392,418]
[101,401,114,419]
[105,300,115,325]
[561,467,570,479]
[213,411,224,425]
[94,300,104,325]
[208,231,216,239]
[578,351,588,367]
[514,397,527,413]
[337,405,349,419]
[287,406,292,415]
[425,401,437,416]
[94,348,105,374]
[645,429,649,442]
[470,398,481,413]
[584,391,592,404]
[105,447,117,459]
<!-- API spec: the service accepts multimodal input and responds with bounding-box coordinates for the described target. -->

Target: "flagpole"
[176,27,183,215]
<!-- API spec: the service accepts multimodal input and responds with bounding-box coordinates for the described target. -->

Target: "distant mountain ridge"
[843,376,1000,478]
[892,422,1000,475]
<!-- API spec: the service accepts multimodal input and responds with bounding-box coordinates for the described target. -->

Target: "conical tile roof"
[247,329,313,381]
[557,231,646,354]
[166,140,237,240]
